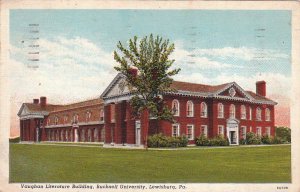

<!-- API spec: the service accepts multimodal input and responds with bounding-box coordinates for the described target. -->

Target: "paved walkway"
[17,142,290,150]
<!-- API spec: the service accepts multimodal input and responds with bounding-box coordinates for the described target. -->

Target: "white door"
[135,120,141,145]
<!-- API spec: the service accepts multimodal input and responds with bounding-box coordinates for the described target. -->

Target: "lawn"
[9,144,291,183]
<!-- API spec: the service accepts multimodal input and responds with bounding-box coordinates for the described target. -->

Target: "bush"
[275,127,291,143]
[246,132,261,145]
[195,134,210,146]
[239,138,247,145]
[147,133,188,148]
[9,137,20,143]
[261,135,273,144]
[272,136,283,144]
[209,135,229,146]
[195,134,229,146]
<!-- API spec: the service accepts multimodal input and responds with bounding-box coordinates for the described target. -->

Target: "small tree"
[114,34,180,148]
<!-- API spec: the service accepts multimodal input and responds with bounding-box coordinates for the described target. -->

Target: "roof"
[24,103,61,112]
[246,91,274,103]
[170,81,231,93]
[51,98,103,112]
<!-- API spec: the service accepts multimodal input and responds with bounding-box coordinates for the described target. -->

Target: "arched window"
[265,108,271,121]
[111,103,115,122]
[64,115,68,124]
[249,107,252,120]
[229,104,235,118]
[200,102,208,118]
[100,109,104,122]
[86,111,92,122]
[54,116,59,125]
[186,101,194,117]
[73,114,79,124]
[241,105,246,119]
[218,103,224,118]
[172,99,180,116]
[256,107,262,121]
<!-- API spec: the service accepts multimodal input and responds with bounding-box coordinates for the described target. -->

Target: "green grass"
[9,144,291,183]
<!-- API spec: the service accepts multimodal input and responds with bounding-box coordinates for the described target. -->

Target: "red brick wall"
[162,95,275,144]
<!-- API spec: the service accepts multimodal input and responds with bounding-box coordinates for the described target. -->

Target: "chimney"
[40,96,47,108]
[128,68,138,78]
[256,81,266,97]
[33,99,39,104]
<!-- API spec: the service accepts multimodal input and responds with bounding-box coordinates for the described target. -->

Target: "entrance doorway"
[135,120,141,146]
[226,118,239,145]
[229,131,237,144]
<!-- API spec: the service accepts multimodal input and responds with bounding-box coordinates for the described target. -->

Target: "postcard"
[1,1,300,192]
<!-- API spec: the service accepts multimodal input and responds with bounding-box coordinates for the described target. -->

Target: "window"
[256,127,262,137]
[54,116,59,125]
[265,108,271,121]
[172,99,180,116]
[73,114,79,124]
[100,109,104,122]
[111,104,115,122]
[200,102,208,118]
[250,126,252,132]
[64,115,68,124]
[186,125,194,140]
[218,103,224,118]
[241,126,247,139]
[265,127,271,136]
[249,107,252,120]
[172,124,180,137]
[47,118,51,125]
[241,105,246,119]
[186,101,194,117]
[218,125,224,135]
[256,107,262,121]
[86,111,92,122]
[201,125,208,137]
[229,104,235,118]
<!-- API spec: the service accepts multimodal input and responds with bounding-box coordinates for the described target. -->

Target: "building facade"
[18,73,277,146]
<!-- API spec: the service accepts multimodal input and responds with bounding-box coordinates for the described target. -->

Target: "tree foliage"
[114,34,180,121]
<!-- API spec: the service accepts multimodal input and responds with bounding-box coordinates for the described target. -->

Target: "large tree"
[114,34,180,148]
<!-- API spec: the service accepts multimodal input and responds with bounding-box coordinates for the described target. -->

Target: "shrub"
[261,135,273,144]
[209,135,229,146]
[239,138,247,145]
[195,134,210,146]
[147,133,188,148]
[272,136,283,144]
[246,132,261,145]
[275,127,291,143]
[9,137,20,143]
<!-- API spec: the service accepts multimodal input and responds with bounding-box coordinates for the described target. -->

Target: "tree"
[114,34,180,148]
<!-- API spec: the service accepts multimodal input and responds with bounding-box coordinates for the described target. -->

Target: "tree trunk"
[142,108,149,150]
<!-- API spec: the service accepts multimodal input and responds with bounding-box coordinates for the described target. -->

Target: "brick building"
[18,73,277,146]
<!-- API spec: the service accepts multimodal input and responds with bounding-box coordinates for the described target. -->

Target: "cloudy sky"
[9,10,291,137]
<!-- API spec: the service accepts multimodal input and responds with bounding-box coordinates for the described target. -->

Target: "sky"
[9,10,291,137]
